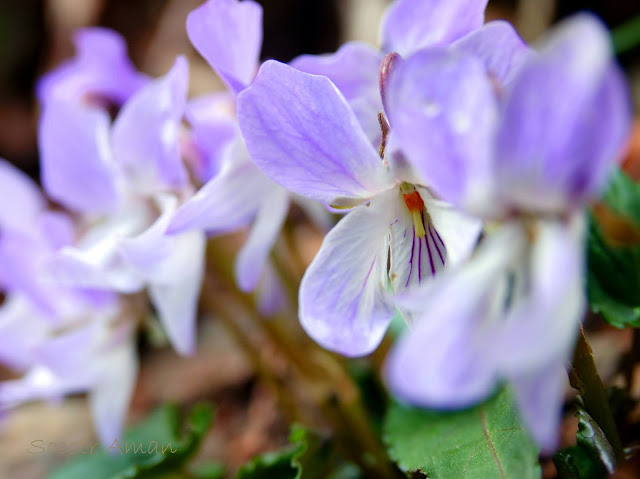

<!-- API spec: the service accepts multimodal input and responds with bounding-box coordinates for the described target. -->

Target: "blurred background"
[0,0,639,477]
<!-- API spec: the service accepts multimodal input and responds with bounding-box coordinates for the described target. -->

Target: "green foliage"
[553,407,614,479]
[48,402,214,479]
[383,388,540,479]
[587,169,640,327]
[602,169,640,228]
[587,218,640,328]
[236,425,362,479]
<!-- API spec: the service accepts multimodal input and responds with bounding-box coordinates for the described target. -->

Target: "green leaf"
[383,388,541,479]
[48,402,214,479]
[601,169,640,228]
[553,407,614,479]
[575,408,615,475]
[553,446,605,479]
[587,217,640,328]
[236,425,360,479]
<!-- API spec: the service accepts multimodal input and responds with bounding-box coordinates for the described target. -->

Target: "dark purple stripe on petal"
[406,224,415,287]
[429,224,445,267]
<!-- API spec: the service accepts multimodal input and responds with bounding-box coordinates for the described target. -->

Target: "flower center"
[400,182,426,238]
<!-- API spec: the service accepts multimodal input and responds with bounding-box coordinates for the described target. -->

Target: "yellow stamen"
[412,210,426,238]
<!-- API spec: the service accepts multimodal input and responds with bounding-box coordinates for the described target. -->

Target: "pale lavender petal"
[0,296,47,371]
[452,21,530,85]
[112,56,189,193]
[0,159,45,234]
[495,14,631,212]
[486,216,585,374]
[422,195,482,266]
[291,42,384,143]
[386,48,497,206]
[186,93,237,181]
[168,142,273,234]
[510,362,568,452]
[235,185,289,292]
[37,27,148,105]
[89,332,138,445]
[380,0,488,56]
[45,206,151,293]
[387,224,525,406]
[238,61,394,206]
[299,188,397,357]
[119,195,205,355]
[186,0,262,94]
[256,264,287,316]
[39,100,121,213]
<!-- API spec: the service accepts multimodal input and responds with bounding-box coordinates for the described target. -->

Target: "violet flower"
[167,0,329,312]
[0,159,137,445]
[384,14,631,449]
[234,0,500,355]
[39,55,205,356]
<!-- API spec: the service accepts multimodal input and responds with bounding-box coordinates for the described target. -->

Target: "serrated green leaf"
[587,217,640,328]
[383,388,540,479]
[602,169,640,228]
[235,444,303,479]
[236,425,360,479]
[48,402,214,479]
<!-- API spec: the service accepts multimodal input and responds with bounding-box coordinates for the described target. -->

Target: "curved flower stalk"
[167,0,330,312]
[385,14,632,449]
[0,159,137,445]
[39,54,205,357]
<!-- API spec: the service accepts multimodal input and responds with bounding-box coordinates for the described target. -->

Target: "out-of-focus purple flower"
[385,14,631,449]
[38,57,205,356]
[237,58,481,356]
[37,27,148,106]
[169,0,328,305]
[0,159,135,445]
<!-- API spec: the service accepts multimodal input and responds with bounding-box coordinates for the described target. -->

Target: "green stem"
[570,326,625,462]
[612,14,640,55]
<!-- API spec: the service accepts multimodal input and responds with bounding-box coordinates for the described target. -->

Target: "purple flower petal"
[186,0,262,95]
[112,56,189,193]
[39,100,121,213]
[235,185,289,292]
[495,14,631,212]
[89,335,138,445]
[0,159,45,235]
[238,60,394,206]
[386,224,523,407]
[452,21,530,86]
[37,27,148,105]
[299,188,397,357]
[168,142,274,234]
[256,264,287,316]
[380,0,488,56]
[0,296,48,370]
[119,195,205,355]
[386,48,497,206]
[485,216,585,374]
[186,93,237,181]
[510,362,568,452]
[291,42,384,143]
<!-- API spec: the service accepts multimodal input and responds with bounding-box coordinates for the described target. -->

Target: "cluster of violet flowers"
[0,0,631,452]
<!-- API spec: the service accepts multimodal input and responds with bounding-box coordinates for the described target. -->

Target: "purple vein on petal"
[429,223,445,266]
[406,225,415,287]
[418,226,423,282]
